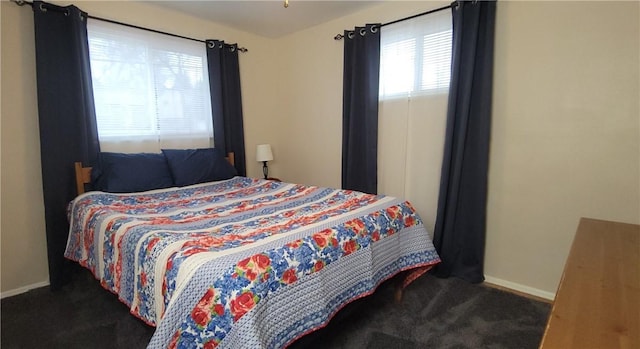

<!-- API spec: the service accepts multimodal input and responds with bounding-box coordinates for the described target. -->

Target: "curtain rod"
[333,4,453,40]
[11,0,248,52]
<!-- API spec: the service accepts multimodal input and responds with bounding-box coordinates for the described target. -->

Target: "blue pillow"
[91,152,174,193]
[162,148,237,186]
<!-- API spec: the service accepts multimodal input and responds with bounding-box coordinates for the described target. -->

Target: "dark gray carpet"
[1,269,550,348]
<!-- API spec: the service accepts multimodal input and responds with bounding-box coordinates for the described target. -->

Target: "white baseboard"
[484,275,556,301]
[1,280,50,299]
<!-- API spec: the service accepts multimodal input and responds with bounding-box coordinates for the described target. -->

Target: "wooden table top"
[539,218,639,349]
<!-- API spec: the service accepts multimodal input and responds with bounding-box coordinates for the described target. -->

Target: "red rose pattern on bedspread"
[151,190,381,323]
[169,204,427,349]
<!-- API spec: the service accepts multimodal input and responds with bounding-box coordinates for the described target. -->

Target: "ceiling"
[147,0,382,38]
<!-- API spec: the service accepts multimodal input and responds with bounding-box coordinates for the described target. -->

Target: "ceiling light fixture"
[284,0,289,8]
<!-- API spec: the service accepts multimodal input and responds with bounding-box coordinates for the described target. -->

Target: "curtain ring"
[370,26,378,34]
[359,28,366,36]
[347,31,355,39]
[218,43,223,48]
[453,1,460,10]
[207,41,215,48]
[39,3,47,12]
[229,45,236,52]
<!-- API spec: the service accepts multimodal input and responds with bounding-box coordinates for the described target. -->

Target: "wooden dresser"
[539,218,639,348]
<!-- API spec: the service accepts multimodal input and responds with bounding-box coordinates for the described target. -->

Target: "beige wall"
[2,0,639,298]
[0,0,279,294]
[486,0,639,295]
[1,1,50,294]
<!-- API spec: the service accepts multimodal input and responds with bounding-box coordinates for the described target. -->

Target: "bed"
[66,150,441,349]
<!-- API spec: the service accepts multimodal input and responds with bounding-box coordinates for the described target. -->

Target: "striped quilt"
[65,177,440,348]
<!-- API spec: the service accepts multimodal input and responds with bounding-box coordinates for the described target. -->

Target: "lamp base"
[262,161,269,179]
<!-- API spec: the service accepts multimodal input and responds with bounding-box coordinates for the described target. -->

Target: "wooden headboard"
[74,152,236,195]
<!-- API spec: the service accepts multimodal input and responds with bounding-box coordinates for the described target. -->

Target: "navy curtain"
[341,24,381,194]
[206,40,246,176]
[32,1,101,290]
[432,0,496,283]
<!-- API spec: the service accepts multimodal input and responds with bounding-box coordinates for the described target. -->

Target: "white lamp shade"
[256,144,274,162]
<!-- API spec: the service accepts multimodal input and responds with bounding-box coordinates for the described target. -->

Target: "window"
[87,19,213,151]
[379,10,452,99]
[378,10,452,231]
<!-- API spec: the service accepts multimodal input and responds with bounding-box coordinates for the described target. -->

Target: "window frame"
[379,12,453,100]
[87,19,214,145]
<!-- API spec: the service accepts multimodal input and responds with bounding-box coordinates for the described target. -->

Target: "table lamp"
[256,144,274,179]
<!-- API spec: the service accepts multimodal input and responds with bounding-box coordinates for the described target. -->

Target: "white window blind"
[380,10,452,99]
[87,19,213,152]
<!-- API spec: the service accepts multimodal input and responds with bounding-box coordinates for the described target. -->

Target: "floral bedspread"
[65,177,440,348]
